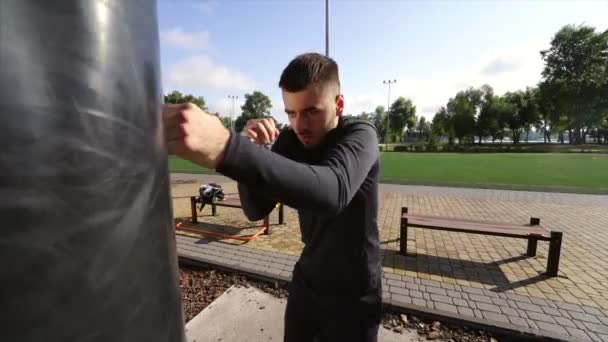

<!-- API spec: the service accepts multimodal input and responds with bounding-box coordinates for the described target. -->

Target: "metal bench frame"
[211,197,284,226]
[400,207,563,277]
[188,196,284,236]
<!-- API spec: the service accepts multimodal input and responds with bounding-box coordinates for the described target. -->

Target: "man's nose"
[295,116,309,131]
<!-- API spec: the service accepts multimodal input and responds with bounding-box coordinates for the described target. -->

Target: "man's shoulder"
[340,117,378,134]
[339,117,379,142]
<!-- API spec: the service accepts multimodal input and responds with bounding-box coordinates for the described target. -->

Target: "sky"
[157,0,608,124]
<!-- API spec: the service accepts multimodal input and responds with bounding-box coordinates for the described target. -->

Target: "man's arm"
[237,182,276,221]
[216,123,378,216]
[236,132,291,221]
[162,105,377,216]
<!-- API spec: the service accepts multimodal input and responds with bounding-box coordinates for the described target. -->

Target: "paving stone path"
[171,173,608,342]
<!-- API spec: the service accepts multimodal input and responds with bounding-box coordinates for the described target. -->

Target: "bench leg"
[212,203,217,216]
[278,203,284,225]
[527,217,540,256]
[400,207,408,256]
[527,238,538,257]
[263,216,270,235]
[546,231,563,277]
[190,196,198,224]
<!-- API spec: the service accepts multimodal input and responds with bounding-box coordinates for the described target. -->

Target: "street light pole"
[383,79,396,151]
[227,95,238,131]
[325,0,329,56]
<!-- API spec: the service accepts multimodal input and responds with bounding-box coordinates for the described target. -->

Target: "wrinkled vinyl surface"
[0,1,186,341]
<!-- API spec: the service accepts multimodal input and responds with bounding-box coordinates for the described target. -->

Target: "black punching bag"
[0,1,186,341]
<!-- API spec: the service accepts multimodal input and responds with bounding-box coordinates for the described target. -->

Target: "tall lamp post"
[325,0,330,56]
[227,95,238,131]
[383,79,397,151]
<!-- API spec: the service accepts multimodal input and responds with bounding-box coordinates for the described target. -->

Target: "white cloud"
[160,27,209,50]
[480,57,522,75]
[347,40,548,120]
[164,55,256,92]
[208,97,243,118]
[344,92,385,116]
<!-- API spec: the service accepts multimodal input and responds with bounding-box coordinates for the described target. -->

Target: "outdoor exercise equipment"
[0,1,186,341]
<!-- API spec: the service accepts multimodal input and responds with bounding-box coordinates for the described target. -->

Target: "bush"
[426,134,438,151]
[385,142,608,154]
[393,145,410,152]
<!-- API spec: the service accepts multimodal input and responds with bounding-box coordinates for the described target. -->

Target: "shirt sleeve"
[235,132,292,221]
[216,123,379,216]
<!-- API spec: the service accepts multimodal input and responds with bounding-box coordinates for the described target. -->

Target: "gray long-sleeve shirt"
[216,117,382,302]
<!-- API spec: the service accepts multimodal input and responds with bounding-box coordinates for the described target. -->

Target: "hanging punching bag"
[0,1,186,341]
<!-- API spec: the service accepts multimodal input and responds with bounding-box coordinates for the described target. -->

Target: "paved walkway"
[185,285,420,342]
[171,174,608,342]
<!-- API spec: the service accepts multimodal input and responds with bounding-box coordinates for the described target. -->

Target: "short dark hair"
[278,52,340,92]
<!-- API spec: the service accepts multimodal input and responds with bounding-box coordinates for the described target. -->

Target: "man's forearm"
[237,182,276,221]
[216,125,378,215]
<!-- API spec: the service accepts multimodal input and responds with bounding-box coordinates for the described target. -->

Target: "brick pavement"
[177,235,608,341]
[171,174,608,341]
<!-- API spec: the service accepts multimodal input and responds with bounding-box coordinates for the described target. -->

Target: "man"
[164,53,382,341]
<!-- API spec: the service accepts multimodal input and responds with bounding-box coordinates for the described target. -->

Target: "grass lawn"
[380,153,608,193]
[170,157,213,174]
[169,153,608,194]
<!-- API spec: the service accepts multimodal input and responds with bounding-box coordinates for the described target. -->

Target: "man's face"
[282,82,344,149]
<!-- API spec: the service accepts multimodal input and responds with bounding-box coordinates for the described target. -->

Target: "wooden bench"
[400,207,563,277]
[189,196,284,235]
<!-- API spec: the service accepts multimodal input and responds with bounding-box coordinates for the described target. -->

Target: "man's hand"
[243,118,280,145]
[163,103,230,169]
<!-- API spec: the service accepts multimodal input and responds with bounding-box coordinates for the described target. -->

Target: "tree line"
[164,89,284,132]
[348,24,608,145]
[165,24,607,146]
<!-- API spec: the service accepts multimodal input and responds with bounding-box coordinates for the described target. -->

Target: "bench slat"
[404,215,550,240]
[403,213,543,230]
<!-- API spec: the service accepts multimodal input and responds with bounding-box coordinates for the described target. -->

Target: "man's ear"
[336,94,344,116]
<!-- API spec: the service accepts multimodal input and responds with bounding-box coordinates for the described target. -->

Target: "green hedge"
[381,143,608,154]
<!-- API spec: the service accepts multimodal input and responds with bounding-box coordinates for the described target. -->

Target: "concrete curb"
[384,300,577,342]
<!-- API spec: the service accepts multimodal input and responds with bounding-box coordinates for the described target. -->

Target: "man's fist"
[243,118,280,145]
[163,103,230,169]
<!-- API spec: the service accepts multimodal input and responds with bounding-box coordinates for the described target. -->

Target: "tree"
[536,83,558,143]
[416,116,430,141]
[343,112,372,122]
[388,97,416,143]
[540,24,608,144]
[519,87,541,143]
[372,106,387,143]
[475,85,496,144]
[235,90,273,132]
[491,97,512,143]
[447,89,480,144]
[164,90,207,110]
[431,106,454,145]
[503,91,525,144]
[599,114,608,144]
[538,80,571,143]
